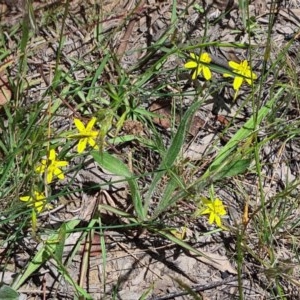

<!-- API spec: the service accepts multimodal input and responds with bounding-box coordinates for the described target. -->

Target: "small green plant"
[0,0,299,298]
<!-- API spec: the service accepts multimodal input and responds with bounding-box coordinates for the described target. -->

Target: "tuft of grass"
[0,0,299,298]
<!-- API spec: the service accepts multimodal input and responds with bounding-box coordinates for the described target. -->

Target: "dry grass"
[0,0,300,299]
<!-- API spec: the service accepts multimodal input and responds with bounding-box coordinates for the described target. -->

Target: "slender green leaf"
[144,99,203,214]
[202,87,285,180]
[152,175,181,219]
[87,52,110,101]
[12,220,80,290]
[54,223,67,263]
[98,204,139,225]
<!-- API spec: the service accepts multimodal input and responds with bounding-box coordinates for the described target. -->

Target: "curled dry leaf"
[149,99,172,129]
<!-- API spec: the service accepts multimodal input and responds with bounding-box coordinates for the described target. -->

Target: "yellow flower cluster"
[35,149,68,184]
[69,117,99,153]
[184,53,212,80]
[20,191,52,213]
[195,197,227,228]
[20,117,100,213]
[184,52,257,97]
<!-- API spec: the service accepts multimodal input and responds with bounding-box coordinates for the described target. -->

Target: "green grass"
[0,0,300,299]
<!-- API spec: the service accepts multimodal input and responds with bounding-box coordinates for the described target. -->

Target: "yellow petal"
[215,215,222,227]
[245,72,257,85]
[90,130,99,138]
[35,193,44,200]
[200,52,211,63]
[46,171,53,184]
[36,159,47,172]
[233,76,243,91]
[245,79,252,85]
[184,61,197,69]
[86,117,97,131]
[241,60,249,69]
[88,137,97,147]
[49,149,56,161]
[208,213,215,224]
[223,73,232,78]
[191,70,197,80]
[189,53,197,60]
[54,168,65,179]
[34,201,44,213]
[203,66,212,80]
[194,65,203,79]
[74,118,86,132]
[20,196,31,202]
[78,138,88,153]
[35,164,46,174]
[228,61,241,70]
[214,199,223,207]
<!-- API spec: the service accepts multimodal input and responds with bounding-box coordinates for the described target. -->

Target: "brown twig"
[148,275,244,300]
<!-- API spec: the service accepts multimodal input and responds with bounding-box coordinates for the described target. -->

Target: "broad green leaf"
[92,152,145,219]
[211,158,251,180]
[0,285,19,300]
[92,151,131,178]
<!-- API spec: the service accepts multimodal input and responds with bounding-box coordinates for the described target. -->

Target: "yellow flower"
[70,117,99,153]
[20,191,52,213]
[35,149,68,184]
[196,197,226,228]
[184,52,212,80]
[223,60,257,91]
